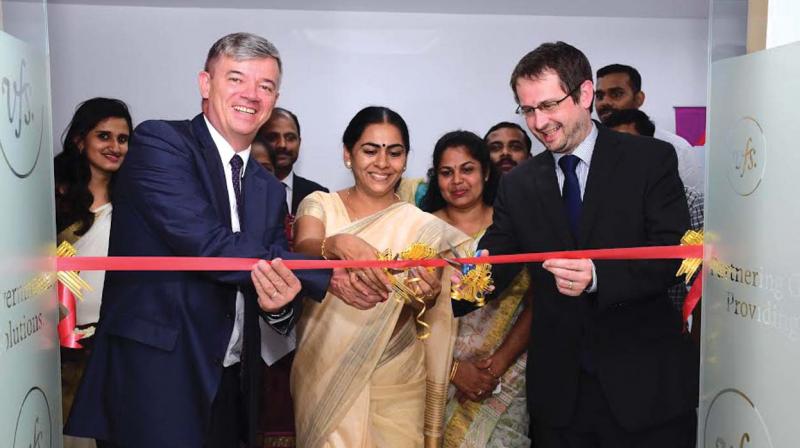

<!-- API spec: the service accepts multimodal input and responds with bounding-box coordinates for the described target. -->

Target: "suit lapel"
[290,175,303,215]
[533,153,575,248]
[192,115,232,228]
[579,126,623,247]
[242,158,268,234]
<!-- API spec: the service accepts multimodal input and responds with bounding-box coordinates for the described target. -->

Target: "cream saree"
[292,191,472,448]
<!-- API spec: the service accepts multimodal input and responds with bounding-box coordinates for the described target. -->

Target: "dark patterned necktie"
[558,154,582,239]
[230,154,244,221]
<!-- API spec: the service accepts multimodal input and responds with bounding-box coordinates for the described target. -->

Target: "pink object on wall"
[674,106,706,146]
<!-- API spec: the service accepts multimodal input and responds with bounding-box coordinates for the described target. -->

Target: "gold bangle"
[449,360,460,382]
[320,237,329,260]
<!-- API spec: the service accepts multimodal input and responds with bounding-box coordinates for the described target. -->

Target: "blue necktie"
[558,154,582,240]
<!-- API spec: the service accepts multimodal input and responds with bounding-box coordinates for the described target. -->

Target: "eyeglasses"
[515,84,581,117]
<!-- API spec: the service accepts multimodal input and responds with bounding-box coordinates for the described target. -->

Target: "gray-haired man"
[65,32,377,447]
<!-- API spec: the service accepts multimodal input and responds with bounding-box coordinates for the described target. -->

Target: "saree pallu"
[292,192,470,448]
[444,269,531,448]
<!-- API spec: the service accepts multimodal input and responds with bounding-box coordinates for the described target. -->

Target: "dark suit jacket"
[64,115,331,447]
[290,174,328,215]
[457,124,698,432]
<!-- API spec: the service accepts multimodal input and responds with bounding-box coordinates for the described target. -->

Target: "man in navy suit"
[65,32,386,447]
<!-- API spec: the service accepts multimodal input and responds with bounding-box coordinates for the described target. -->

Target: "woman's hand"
[476,354,511,382]
[326,234,392,299]
[452,359,499,403]
[405,267,442,309]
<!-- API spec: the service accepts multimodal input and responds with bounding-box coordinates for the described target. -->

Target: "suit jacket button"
[226,313,233,320]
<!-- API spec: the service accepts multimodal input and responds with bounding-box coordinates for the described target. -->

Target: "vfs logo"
[726,117,765,197]
[0,49,45,179]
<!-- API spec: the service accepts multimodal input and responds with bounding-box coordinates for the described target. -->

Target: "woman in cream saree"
[291,107,471,447]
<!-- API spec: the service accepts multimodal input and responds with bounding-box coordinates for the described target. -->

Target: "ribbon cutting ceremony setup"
[1,1,799,447]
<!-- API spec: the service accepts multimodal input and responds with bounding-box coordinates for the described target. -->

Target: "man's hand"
[329,267,388,310]
[542,258,593,297]
[251,259,301,312]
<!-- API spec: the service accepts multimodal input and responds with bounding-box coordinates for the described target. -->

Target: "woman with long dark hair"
[421,130,532,447]
[55,97,132,448]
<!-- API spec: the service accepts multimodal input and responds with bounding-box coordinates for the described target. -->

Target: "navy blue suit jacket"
[65,115,330,447]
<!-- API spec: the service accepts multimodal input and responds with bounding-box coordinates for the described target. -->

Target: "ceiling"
[42,0,714,19]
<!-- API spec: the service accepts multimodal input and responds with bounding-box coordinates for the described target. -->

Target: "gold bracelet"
[449,360,460,382]
[320,237,329,260]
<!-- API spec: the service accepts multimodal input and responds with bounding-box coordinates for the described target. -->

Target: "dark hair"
[604,109,655,137]
[342,106,410,153]
[271,107,301,138]
[251,132,277,166]
[421,130,499,213]
[510,41,592,104]
[483,121,532,153]
[596,64,642,93]
[54,97,133,235]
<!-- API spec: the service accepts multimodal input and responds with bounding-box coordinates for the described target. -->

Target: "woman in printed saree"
[54,98,133,448]
[421,131,532,448]
[291,106,471,447]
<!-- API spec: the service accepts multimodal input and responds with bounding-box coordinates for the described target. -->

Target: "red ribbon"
[56,244,701,272]
[55,243,703,323]
[683,274,703,323]
[57,281,84,349]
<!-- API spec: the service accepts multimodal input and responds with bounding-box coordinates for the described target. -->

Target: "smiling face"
[79,117,130,176]
[199,55,280,150]
[262,112,300,172]
[437,145,485,210]
[486,127,530,173]
[595,72,644,122]
[515,70,593,154]
[344,123,407,198]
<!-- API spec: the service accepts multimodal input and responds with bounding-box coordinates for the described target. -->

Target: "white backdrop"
[45,4,709,190]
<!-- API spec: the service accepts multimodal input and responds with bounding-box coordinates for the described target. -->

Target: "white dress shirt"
[654,127,701,191]
[204,117,251,368]
[552,122,599,292]
[280,170,294,213]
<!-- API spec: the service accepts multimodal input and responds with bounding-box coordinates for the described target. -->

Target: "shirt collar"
[282,170,294,191]
[204,115,251,175]
[553,121,598,166]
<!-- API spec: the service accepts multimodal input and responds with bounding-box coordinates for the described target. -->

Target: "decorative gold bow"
[378,243,438,340]
[676,230,703,284]
[56,241,93,300]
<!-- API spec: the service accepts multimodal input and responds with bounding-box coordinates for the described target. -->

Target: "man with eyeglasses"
[453,42,698,447]
[595,64,694,187]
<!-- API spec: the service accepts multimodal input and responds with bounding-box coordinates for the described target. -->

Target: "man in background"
[594,63,695,185]
[259,107,328,215]
[484,121,533,173]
